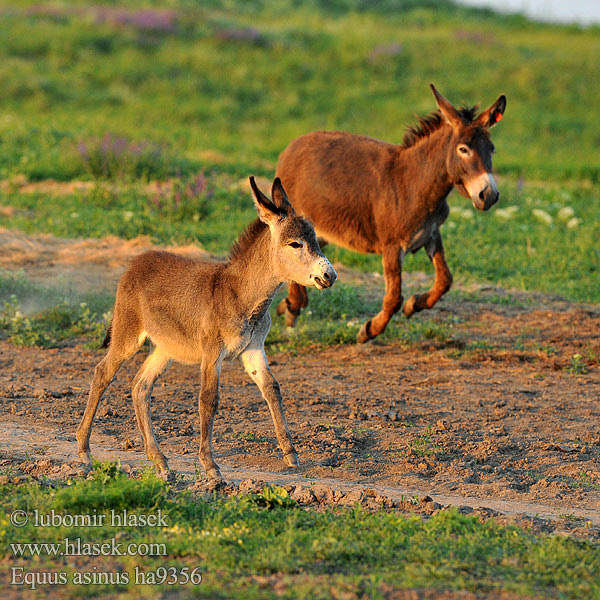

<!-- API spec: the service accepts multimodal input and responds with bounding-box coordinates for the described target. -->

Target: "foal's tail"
[101,321,113,349]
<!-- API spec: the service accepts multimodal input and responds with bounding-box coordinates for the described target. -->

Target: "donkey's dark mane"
[402,106,478,148]
[229,218,268,262]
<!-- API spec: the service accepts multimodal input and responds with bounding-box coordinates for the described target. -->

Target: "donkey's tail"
[101,321,113,348]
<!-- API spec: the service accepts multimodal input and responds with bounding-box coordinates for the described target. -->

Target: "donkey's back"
[277,130,399,253]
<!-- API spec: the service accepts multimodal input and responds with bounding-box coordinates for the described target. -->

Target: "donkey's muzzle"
[467,172,499,211]
[474,187,500,211]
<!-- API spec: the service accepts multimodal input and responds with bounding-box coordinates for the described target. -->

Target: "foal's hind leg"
[241,347,298,467]
[131,349,172,474]
[403,231,453,318]
[357,246,404,343]
[77,334,141,464]
[277,237,327,326]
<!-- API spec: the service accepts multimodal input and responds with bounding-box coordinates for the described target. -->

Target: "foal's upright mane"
[229,218,268,262]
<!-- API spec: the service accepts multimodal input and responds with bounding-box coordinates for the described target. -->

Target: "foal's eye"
[457,144,470,156]
[288,241,303,249]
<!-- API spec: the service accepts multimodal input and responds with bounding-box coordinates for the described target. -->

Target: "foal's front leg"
[357,246,404,343]
[240,347,299,467]
[198,356,223,481]
[403,230,453,318]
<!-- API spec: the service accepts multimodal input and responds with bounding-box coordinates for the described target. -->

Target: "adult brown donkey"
[276,84,506,343]
[77,177,337,481]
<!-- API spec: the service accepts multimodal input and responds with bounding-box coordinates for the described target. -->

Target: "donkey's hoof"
[283,451,299,468]
[357,321,372,344]
[276,298,287,316]
[284,309,298,327]
[403,295,417,318]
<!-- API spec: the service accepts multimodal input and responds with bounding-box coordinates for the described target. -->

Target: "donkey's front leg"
[198,357,223,481]
[403,230,453,318]
[357,246,404,343]
[240,347,299,467]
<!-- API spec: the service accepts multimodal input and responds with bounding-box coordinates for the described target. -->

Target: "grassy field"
[2,462,599,599]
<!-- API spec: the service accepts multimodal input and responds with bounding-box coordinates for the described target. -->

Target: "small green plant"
[406,426,440,457]
[566,353,588,375]
[252,485,296,509]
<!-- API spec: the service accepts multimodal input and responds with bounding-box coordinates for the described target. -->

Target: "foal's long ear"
[249,176,282,226]
[271,177,295,217]
[477,94,506,128]
[430,83,462,127]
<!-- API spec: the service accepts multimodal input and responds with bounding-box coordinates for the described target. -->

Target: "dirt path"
[1,230,599,534]
[2,418,599,527]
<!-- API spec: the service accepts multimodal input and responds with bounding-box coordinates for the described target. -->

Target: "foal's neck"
[400,127,454,207]
[227,224,282,315]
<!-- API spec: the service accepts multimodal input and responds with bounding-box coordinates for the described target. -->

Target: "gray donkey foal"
[77,177,337,480]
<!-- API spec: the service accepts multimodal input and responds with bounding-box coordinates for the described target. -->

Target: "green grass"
[0,1,598,182]
[1,462,599,599]
[0,270,112,348]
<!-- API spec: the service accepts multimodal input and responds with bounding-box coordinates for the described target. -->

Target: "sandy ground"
[1,229,599,538]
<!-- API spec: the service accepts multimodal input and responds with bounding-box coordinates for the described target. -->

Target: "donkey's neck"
[226,226,282,318]
[399,127,454,208]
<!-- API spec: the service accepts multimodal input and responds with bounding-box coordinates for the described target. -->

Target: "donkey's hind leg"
[131,349,172,474]
[276,283,308,326]
[241,347,298,467]
[403,231,452,318]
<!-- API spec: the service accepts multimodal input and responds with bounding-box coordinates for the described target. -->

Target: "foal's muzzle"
[313,265,337,289]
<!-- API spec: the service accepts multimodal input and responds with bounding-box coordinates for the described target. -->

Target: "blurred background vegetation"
[0,0,598,346]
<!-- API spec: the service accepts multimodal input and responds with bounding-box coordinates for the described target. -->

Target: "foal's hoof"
[156,468,176,482]
[152,455,170,476]
[207,467,224,482]
[357,321,372,344]
[283,451,299,468]
[77,450,92,465]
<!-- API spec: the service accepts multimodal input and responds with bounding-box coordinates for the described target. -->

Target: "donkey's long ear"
[271,177,295,217]
[477,94,506,128]
[430,83,462,127]
[249,176,282,226]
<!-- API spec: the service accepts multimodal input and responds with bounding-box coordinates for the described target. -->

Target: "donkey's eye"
[457,144,470,156]
[288,241,303,249]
